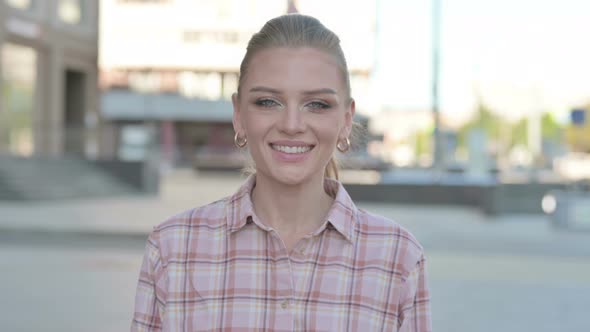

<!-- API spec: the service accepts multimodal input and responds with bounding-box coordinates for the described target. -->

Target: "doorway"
[63,69,86,156]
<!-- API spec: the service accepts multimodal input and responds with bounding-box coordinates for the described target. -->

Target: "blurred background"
[0,0,589,331]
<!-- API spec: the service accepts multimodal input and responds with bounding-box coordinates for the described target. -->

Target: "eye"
[254,98,281,108]
[306,101,331,111]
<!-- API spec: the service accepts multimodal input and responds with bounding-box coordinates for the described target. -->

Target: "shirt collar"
[226,174,258,232]
[226,175,357,243]
[322,177,357,243]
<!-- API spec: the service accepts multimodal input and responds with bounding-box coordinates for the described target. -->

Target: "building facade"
[99,0,376,166]
[0,0,100,158]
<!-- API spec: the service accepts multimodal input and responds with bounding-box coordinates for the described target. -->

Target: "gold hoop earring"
[234,132,247,148]
[337,137,350,153]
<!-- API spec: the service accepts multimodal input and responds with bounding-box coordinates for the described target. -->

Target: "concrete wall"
[344,182,568,215]
[483,183,567,215]
[93,160,159,194]
[0,0,100,158]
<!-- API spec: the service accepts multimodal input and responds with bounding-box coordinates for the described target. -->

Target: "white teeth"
[272,145,311,154]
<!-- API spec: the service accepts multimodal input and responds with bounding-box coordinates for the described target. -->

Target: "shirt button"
[281,299,289,309]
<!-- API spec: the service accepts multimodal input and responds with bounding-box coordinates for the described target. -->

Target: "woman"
[132,14,431,332]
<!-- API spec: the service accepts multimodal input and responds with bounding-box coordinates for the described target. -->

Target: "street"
[0,244,142,332]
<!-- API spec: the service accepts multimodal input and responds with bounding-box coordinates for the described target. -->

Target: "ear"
[232,92,244,134]
[342,98,356,138]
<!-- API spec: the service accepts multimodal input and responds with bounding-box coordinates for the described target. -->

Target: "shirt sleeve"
[398,254,432,332]
[131,231,166,332]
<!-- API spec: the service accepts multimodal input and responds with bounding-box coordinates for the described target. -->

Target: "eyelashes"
[253,98,332,111]
[307,101,331,110]
[254,98,280,108]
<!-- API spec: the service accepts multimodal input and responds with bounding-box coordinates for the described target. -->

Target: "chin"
[254,152,326,186]
[263,166,319,187]
[272,172,310,186]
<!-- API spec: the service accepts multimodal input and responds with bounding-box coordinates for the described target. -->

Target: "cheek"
[242,111,267,137]
[317,115,345,141]
[242,114,274,160]
[313,127,341,153]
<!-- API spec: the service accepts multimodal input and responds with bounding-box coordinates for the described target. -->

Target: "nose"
[279,104,306,135]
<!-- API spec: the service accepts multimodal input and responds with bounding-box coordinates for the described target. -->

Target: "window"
[58,0,83,25]
[222,73,237,100]
[0,43,37,156]
[178,72,222,100]
[5,0,34,10]
[117,0,170,3]
[183,31,240,45]
[128,71,161,94]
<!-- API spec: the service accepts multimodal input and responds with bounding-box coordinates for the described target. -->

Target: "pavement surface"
[1,169,589,331]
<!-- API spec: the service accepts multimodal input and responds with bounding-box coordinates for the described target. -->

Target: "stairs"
[0,155,140,200]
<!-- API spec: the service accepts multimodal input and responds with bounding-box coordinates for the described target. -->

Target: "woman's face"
[233,47,355,186]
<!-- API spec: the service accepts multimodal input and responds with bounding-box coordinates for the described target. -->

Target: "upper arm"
[398,254,432,332]
[131,232,166,332]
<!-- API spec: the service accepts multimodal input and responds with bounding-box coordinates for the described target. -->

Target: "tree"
[457,101,505,149]
[541,112,562,142]
[414,126,432,157]
[511,118,528,147]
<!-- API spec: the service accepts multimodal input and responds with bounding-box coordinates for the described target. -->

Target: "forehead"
[243,47,345,93]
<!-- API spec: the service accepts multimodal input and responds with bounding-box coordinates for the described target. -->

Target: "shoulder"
[148,197,229,251]
[354,208,425,276]
[356,208,423,250]
[155,198,227,231]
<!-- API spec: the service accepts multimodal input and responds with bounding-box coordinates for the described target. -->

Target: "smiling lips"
[270,144,313,154]
[269,141,315,163]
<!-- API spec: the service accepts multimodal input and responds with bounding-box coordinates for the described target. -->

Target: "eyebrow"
[249,86,281,94]
[249,86,337,95]
[302,88,337,95]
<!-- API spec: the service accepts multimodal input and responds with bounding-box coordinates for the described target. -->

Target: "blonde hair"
[237,14,352,180]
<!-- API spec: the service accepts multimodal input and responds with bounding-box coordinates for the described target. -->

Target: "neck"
[251,172,334,237]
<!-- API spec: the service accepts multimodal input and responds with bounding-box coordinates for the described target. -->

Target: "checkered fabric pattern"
[132,175,431,331]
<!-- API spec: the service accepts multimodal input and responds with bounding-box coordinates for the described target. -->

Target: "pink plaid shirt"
[132,176,431,331]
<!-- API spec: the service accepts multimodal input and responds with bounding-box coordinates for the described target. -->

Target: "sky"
[371,0,590,123]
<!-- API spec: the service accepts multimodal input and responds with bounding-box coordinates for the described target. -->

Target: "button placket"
[297,237,312,256]
[280,299,289,309]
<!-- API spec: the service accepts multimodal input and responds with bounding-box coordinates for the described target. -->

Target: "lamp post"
[432,0,443,171]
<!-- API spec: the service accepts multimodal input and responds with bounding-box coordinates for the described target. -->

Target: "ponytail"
[324,157,339,180]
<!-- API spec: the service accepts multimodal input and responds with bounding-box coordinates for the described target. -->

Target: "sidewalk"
[0,170,245,237]
[0,169,511,235]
